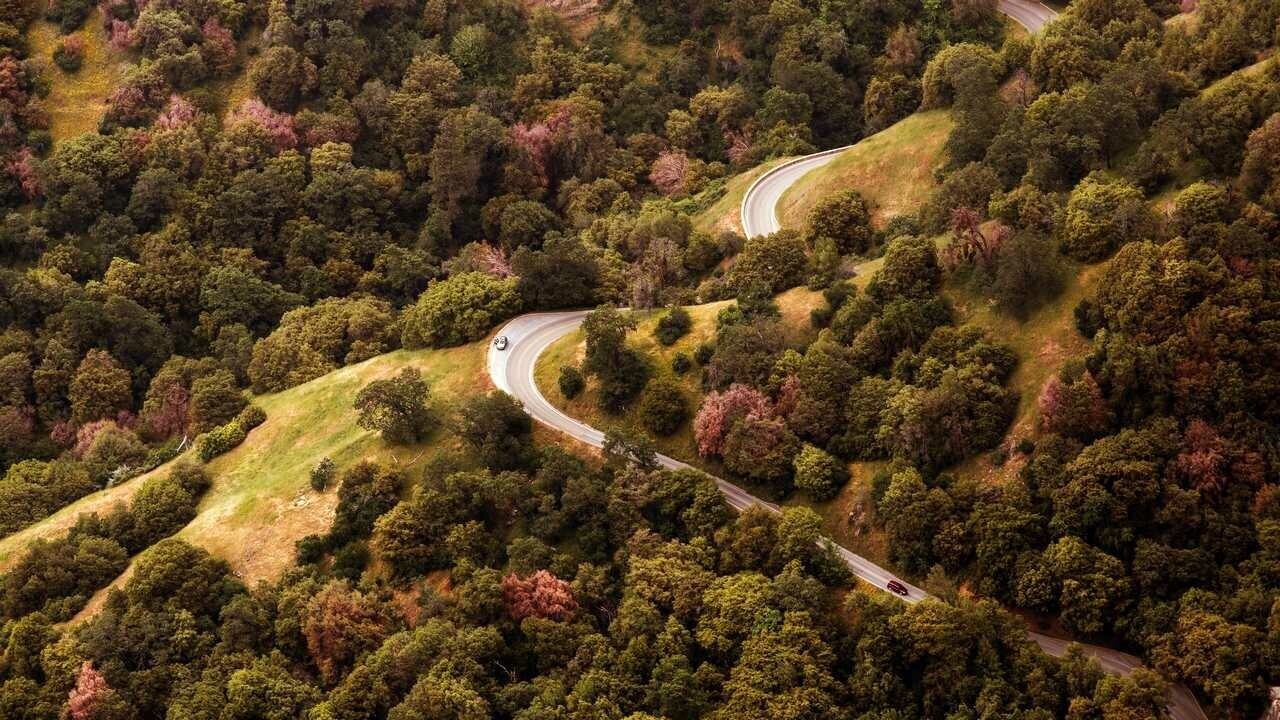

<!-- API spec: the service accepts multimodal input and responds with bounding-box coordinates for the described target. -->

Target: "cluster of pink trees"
[501,570,578,622]
[1037,370,1108,439]
[154,94,197,131]
[693,384,773,457]
[68,662,115,720]
[6,148,41,200]
[230,99,298,152]
[649,150,692,197]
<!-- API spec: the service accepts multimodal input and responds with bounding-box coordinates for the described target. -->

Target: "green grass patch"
[776,110,953,231]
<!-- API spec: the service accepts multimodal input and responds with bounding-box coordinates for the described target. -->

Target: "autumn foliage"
[693,384,773,457]
[501,570,578,622]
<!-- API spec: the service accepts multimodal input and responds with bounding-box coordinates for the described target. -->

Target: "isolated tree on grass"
[582,306,649,412]
[353,368,432,444]
[638,376,689,436]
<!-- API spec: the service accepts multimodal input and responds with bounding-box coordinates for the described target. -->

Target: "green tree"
[638,376,689,436]
[1061,174,1156,262]
[353,368,432,444]
[805,190,874,255]
[69,350,132,425]
[401,273,521,349]
[728,230,808,294]
[792,444,848,501]
[454,392,534,470]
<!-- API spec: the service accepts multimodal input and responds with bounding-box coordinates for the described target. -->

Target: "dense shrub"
[236,404,267,431]
[401,273,522,349]
[1060,174,1157,262]
[454,392,535,471]
[728,231,809,293]
[671,353,692,374]
[805,189,874,255]
[638,377,689,436]
[311,457,336,492]
[195,419,248,462]
[558,365,585,399]
[793,444,848,501]
[52,35,86,72]
[654,306,692,346]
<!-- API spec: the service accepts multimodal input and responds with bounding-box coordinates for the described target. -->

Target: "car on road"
[493,336,509,351]
[886,580,909,597]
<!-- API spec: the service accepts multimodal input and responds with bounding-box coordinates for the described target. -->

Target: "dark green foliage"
[582,306,649,412]
[805,189,874,255]
[44,0,92,33]
[557,365,584,399]
[328,462,403,547]
[671,353,692,374]
[654,306,691,346]
[638,377,688,436]
[310,457,336,492]
[354,367,433,445]
[728,230,809,294]
[693,342,715,365]
[454,391,534,471]
[990,231,1066,319]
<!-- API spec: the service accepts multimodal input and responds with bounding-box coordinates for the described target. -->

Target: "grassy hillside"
[26,14,133,142]
[0,342,488,584]
[943,260,1108,484]
[690,159,787,235]
[776,110,953,230]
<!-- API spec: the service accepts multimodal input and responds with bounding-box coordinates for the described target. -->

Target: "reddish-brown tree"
[693,384,773,457]
[501,570,578,622]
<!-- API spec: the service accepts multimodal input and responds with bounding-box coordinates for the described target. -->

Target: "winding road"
[488,3,1205,718]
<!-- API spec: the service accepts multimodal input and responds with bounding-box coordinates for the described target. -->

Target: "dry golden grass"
[776,110,953,230]
[26,13,134,142]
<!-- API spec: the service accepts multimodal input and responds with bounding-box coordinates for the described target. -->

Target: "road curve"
[488,310,927,602]
[739,0,1058,240]
[998,0,1058,33]
[488,312,1205,720]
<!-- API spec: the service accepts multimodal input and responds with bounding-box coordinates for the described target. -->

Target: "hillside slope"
[776,110,953,229]
[0,343,487,583]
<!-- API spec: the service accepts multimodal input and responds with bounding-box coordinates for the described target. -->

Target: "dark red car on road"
[886,580,909,597]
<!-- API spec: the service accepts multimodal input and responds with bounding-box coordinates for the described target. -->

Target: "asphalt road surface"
[998,0,1058,33]
[738,0,1058,240]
